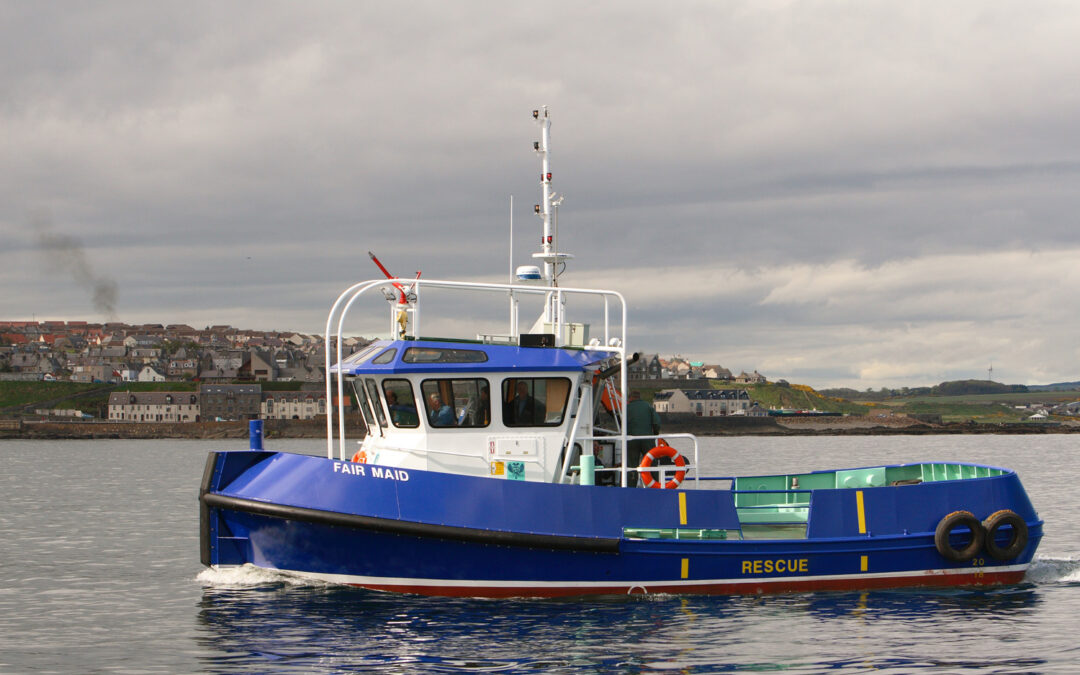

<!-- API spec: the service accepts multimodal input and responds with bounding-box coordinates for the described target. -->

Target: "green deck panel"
[740,524,808,540]
[623,528,738,541]
[736,506,810,524]
[884,464,924,483]
[918,462,1003,483]
[835,467,886,488]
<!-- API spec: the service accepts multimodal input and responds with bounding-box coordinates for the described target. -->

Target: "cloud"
[579,247,1080,388]
[2,3,1079,389]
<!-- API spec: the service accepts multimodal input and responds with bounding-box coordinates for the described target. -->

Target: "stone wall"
[1,418,365,439]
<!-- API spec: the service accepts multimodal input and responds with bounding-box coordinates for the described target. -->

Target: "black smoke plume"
[32,211,119,321]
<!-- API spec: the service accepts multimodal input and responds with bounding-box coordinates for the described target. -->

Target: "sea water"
[1,435,1079,673]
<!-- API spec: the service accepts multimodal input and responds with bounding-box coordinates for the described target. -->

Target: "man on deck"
[626,390,661,483]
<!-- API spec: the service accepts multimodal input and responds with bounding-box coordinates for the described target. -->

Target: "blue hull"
[200,451,1042,597]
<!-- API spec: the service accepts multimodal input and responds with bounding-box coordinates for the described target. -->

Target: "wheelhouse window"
[372,348,397,364]
[364,379,388,428]
[420,378,490,428]
[351,377,388,434]
[352,380,376,429]
[502,377,571,427]
[382,379,419,428]
[342,343,382,365]
[403,347,488,363]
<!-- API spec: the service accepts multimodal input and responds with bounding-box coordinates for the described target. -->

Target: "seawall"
[0,419,365,440]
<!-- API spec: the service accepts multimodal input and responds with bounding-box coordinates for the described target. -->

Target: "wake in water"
[196,564,335,589]
[196,556,1080,592]
[1024,555,1080,584]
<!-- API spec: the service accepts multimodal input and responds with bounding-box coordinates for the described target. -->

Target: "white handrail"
[324,277,628,462]
[578,432,700,488]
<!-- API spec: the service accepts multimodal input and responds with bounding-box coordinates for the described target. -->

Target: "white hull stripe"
[265,563,1030,590]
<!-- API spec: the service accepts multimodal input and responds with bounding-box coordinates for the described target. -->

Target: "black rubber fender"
[934,510,985,562]
[982,509,1028,560]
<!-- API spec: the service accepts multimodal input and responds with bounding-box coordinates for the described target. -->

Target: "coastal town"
[3,320,1078,434]
[0,319,776,425]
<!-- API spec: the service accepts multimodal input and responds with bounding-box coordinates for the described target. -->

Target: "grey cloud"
[3,2,1080,388]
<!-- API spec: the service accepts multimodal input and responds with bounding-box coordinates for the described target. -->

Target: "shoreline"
[0,419,364,440]
[2,415,1078,439]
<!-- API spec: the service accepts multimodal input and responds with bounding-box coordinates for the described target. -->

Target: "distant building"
[239,349,277,382]
[652,389,752,416]
[138,365,166,382]
[199,384,262,421]
[70,363,113,383]
[108,391,200,422]
[702,365,733,380]
[734,370,766,384]
[628,354,663,380]
[261,391,327,420]
[166,357,198,379]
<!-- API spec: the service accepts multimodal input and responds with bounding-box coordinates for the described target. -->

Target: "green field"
[740,383,869,415]
[0,381,108,410]
[879,400,1026,423]
[886,391,1079,405]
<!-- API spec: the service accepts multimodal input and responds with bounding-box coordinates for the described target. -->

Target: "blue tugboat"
[200,108,1041,597]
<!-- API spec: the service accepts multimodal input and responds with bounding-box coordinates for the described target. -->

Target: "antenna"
[988,363,993,382]
[509,195,513,285]
[528,106,574,325]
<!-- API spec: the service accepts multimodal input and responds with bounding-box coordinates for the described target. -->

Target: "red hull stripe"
[277,565,1029,598]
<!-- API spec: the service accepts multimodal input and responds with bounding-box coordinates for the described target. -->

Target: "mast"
[531,107,574,329]
[536,107,555,284]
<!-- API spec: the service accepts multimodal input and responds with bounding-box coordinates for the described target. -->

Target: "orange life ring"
[638,440,686,489]
[351,450,368,464]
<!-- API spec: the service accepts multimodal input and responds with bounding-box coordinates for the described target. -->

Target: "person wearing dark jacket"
[626,390,661,482]
[505,380,538,425]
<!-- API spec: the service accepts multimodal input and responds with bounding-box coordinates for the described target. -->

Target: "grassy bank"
[741,383,869,415]
[0,381,109,409]
[0,380,319,418]
[872,399,1027,423]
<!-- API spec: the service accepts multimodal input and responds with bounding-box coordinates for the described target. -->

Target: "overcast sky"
[4,2,1079,389]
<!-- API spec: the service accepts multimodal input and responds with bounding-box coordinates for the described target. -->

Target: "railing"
[324,278,628,461]
[357,443,492,464]
[572,432,701,488]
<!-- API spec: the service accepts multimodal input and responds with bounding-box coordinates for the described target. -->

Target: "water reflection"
[195,579,1049,673]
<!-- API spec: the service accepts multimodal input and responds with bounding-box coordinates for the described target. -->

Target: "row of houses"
[652,389,766,417]
[628,354,766,383]
[0,320,324,352]
[106,384,334,423]
[3,343,362,384]
[1,320,370,384]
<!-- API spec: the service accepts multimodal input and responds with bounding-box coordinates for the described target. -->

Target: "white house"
[138,365,166,382]
[108,391,200,422]
[652,389,752,416]
[261,391,327,420]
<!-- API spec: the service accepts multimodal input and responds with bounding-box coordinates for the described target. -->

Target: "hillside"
[738,382,870,415]
[0,381,110,412]
[820,379,1032,400]
[1029,381,1080,392]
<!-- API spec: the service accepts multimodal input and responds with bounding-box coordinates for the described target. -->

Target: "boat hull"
[200,451,1042,598]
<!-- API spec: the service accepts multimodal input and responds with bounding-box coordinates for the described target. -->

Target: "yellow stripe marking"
[856,490,866,534]
[681,558,689,579]
[678,493,687,525]
[860,555,868,572]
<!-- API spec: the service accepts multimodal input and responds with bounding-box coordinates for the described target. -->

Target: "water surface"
[2,436,1078,673]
